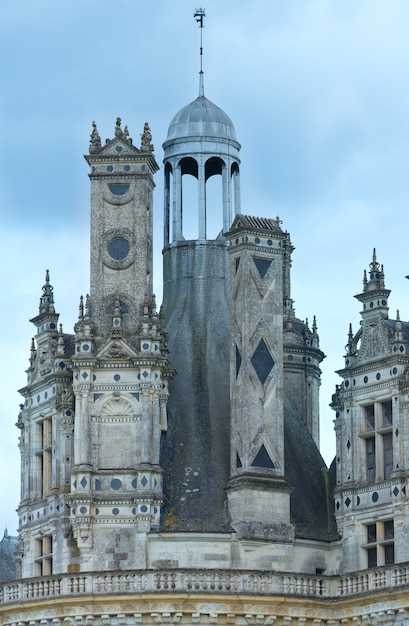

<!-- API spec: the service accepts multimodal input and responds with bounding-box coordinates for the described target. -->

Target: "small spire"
[85,294,91,319]
[369,248,380,276]
[394,309,404,343]
[78,295,84,320]
[312,315,318,333]
[345,323,356,356]
[372,247,377,264]
[365,249,387,292]
[57,324,65,355]
[194,7,206,96]
[380,263,385,288]
[39,270,55,314]
[29,337,36,368]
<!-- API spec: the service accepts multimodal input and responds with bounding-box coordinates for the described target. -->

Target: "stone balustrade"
[0,563,409,606]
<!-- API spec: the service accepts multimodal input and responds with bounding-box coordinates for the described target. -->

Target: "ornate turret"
[332,251,409,572]
[355,248,390,318]
[17,272,74,578]
[66,119,172,570]
[17,120,173,577]
[85,118,159,345]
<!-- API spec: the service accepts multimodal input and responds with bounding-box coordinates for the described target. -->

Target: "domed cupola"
[163,12,241,244]
[166,95,238,143]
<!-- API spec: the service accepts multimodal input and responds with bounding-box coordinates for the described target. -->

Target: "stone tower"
[160,88,241,531]
[17,119,173,576]
[332,250,409,572]
[225,215,294,547]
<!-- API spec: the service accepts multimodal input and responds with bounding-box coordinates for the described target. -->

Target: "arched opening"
[231,161,241,217]
[181,157,198,178]
[205,157,224,239]
[106,301,129,315]
[164,162,173,245]
[180,157,198,240]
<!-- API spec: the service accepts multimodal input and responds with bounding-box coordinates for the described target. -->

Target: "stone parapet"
[1,564,409,605]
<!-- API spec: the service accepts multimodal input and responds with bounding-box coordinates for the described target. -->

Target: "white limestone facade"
[332,251,409,573]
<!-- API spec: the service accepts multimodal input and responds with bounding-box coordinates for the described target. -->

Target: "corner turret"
[332,251,409,572]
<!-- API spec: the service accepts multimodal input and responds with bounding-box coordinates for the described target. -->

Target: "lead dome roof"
[166,95,237,142]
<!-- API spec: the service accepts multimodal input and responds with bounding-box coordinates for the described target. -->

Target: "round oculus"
[108,237,130,260]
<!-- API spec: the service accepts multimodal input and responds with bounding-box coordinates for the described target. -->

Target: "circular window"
[108,237,130,260]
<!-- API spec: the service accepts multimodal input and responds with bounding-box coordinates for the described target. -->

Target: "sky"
[1,0,409,534]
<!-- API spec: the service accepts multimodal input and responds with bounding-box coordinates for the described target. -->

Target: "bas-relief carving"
[357,318,389,363]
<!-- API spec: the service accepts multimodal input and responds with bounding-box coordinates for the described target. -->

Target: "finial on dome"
[194,7,206,97]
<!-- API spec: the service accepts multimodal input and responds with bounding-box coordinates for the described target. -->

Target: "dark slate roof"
[284,399,339,541]
[230,214,283,233]
[63,333,76,357]
[0,530,18,583]
[383,319,409,345]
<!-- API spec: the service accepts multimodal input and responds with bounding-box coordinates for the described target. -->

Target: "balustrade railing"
[0,563,408,606]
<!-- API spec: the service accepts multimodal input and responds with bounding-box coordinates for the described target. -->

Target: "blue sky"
[1,0,409,533]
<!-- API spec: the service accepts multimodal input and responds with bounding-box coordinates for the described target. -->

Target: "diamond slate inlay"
[236,345,242,378]
[251,444,275,469]
[252,257,272,279]
[251,339,274,384]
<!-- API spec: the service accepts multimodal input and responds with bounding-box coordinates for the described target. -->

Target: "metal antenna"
[194,7,206,96]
